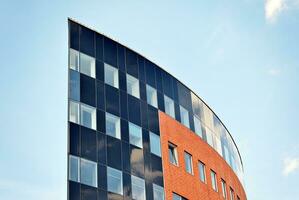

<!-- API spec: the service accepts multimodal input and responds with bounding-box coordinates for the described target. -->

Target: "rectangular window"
[221,179,227,199]
[237,195,240,200]
[129,122,143,148]
[80,52,96,78]
[184,152,193,174]
[81,104,96,130]
[146,84,157,108]
[69,69,80,101]
[127,74,140,98]
[105,63,119,88]
[107,167,123,195]
[153,184,165,200]
[69,155,80,182]
[69,49,79,71]
[211,170,218,192]
[193,116,203,138]
[69,101,79,124]
[206,128,214,147]
[198,161,206,183]
[230,188,234,200]
[131,175,146,200]
[150,132,161,157]
[106,113,121,139]
[80,158,97,187]
[168,143,178,166]
[164,95,175,118]
[180,106,190,128]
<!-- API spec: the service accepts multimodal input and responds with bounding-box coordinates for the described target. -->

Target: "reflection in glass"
[105,63,119,88]
[80,158,97,187]
[107,167,123,195]
[146,84,157,108]
[69,101,79,124]
[80,104,96,130]
[69,49,79,71]
[153,184,165,200]
[129,122,143,148]
[80,52,96,78]
[184,152,193,174]
[150,132,161,157]
[164,95,175,118]
[69,155,80,182]
[127,74,140,98]
[180,106,190,128]
[131,175,146,200]
[106,113,120,139]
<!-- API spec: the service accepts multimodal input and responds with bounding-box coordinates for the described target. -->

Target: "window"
[131,175,146,200]
[69,69,80,101]
[221,179,227,199]
[169,143,178,166]
[69,155,80,182]
[105,63,119,88]
[237,195,240,200]
[198,161,206,183]
[211,170,218,192]
[129,122,143,148]
[229,188,234,200]
[106,113,120,139]
[180,106,190,128]
[69,101,79,124]
[206,128,214,147]
[153,184,164,200]
[69,49,79,71]
[80,158,97,187]
[127,74,140,98]
[164,95,175,118]
[81,104,96,130]
[193,116,203,138]
[172,193,186,200]
[146,84,157,107]
[107,167,123,195]
[150,132,161,157]
[80,52,95,78]
[184,152,193,174]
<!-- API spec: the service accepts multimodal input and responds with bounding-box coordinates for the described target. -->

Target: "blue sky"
[0,0,298,199]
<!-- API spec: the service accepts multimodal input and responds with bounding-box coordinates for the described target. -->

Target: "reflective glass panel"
[104,63,119,88]
[164,95,175,118]
[80,158,97,187]
[80,104,96,130]
[150,132,161,157]
[80,52,95,78]
[131,175,146,200]
[107,167,123,195]
[106,113,120,139]
[69,155,80,182]
[153,184,165,200]
[146,84,157,108]
[184,152,193,174]
[70,49,79,71]
[129,122,143,148]
[180,106,190,128]
[127,74,140,98]
[69,101,79,124]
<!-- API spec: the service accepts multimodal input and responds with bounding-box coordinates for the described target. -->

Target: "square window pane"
[180,106,190,128]
[146,84,157,108]
[105,63,119,88]
[69,155,80,182]
[69,101,79,124]
[184,152,193,174]
[164,95,175,118]
[70,49,79,71]
[80,158,97,187]
[150,132,161,157]
[153,184,164,200]
[107,167,123,195]
[80,52,95,78]
[129,122,143,148]
[131,175,146,200]
[168,143,178,166]
[106,113,120,139]
[127,74,140,98]
[193,116,202,138]
[80,104,96,130]
[198,161,206,183]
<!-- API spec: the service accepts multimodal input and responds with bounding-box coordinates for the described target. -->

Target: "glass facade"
[67,19,244,200]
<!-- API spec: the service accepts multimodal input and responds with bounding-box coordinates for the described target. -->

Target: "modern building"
[67,19,247,200]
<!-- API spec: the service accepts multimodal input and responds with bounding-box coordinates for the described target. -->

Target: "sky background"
[0,0,298,200]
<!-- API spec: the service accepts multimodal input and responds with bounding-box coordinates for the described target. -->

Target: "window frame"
[150,132,161,157]
[107,166,123,195]
[129,122,143,148]
[198,161,206,183]
[153,183,165,200]
[146,84,158,108]
[105,112,121,139]
[180,105,190,128]
[126,74,140,98]
[69,155,80,182]
[104,63,119,88]
[80,103,97,130]
[131,175,146,200]
[168,142,179,166]
[80,52,96,78]
[80,158,98,187]
[164,95,175,118]
[184,151,193,175]
[210,170,218,192]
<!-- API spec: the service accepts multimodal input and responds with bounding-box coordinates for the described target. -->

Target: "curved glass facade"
[67,19,244,200]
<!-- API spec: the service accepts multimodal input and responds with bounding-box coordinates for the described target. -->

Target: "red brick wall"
[159,111,247,200]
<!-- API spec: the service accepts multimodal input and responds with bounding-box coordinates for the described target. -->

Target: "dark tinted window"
[130,145,144,178]
[138,56,145,83]
[80,26,95,57]
[147,105,159,134]
[145,60,156,88]
[122,142,131,172]
[140,101,148,129]
[96,80,105,111]
[123,172,132,199]
[104,37,117,67]
[81,127,97,161]
[80,74,96,107]
[105,85,120,116]
[107,136,122,170]
[96,60,104,82]
[155,67,163,92]
[162,71,173,98]
[98,164,107,190]
[119,71,127,91]
[151,155,163,186]
[126,49,138,78]
[128,95,141,126]
[97,109,106,133]
[97,132,106,164]
[96,34,103,61]
[69,181,80,200]
[69,122,80,156]
[117,45,125,72]
[81,184,97,200]
[69,21,79,50]
[120,90,128,120]
[69,69,80,101]
[177,82,192,111]
[121,119,129,142]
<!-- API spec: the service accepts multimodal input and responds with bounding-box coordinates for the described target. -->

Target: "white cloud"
[265,0,286,22]
[283,157,299,176]
[268,68,281,76]
[265,0,299,22]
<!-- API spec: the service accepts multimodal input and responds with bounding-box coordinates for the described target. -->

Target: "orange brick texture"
[159,111,247,200]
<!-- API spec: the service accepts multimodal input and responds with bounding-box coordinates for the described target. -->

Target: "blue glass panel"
[69,20,79,50]
[69,181,80,200]
[81,126,97,161]
[151,155,163,187]
[126,49,138,78]
[107,136,122,170]
[80,26,95,57]
[96,34,103,61]
[155,67,163,92]
[69,70,80,101]
[138,56,145,83]
[121,119,129,142]
[128,95,141,126]
[130,145,144,178]
[96,60,104,82]
[98,164,107,190]
[80,74,96,107]
[69,122,80,156]
[104,37,117,67]
[97,109,105,133]
[147,105,159,134]
[97,132,106,164]
[81,184,97,200]
[117,45,125,72]
[105,85,120,116]
[145,60,156,88]
[96,80,105,111]
[120,91,128,120]
[122,142,131,172]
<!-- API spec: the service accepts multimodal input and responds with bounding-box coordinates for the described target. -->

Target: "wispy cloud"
[268,68,281,76]
[265,0,299,22]
[283,157,299,176]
